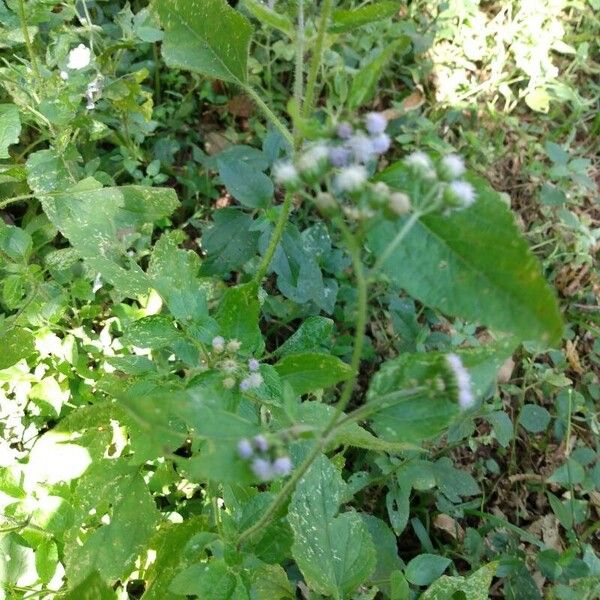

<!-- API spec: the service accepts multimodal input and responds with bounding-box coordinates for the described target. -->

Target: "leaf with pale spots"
[370,165,563,345]
[288,454,376,599]
[154,0,253,84]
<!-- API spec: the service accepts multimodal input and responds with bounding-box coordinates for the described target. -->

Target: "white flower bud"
[441,154,466,178]
[449,180,476,208]
[273,161,299,187]
[314,192,337,212]
[67,44,92,70]
[223,377,236,389]
[405,151,433,172]
[389,192,411,215]
[212,336,225,353]
[298,144,329,174]
[227,339,241,353]
[446,353,474,409]
[365,112,388,135]
[335,165,368,192]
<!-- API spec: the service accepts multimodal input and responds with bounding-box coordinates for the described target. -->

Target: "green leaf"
[218,154,273,208]
[154,0,253,84]
[371,168,563,345]
[519,404,551,433]
[26,148,78,195]
[548,459,586,486]
[60,571,117,599]
[121,315,182,349]
[0,222,32,261]
[0,103,21,158]
[330,1,399,33]
[367,342,513,444]
[404,554,451,586]
[35,538,58,583]
[275,316,334,356]
[169,560,236,598]
[288,455,376,599]
[148,233,209,323]
[420,562,497,599]
[242,0,293,36]
[64,461,160,586]
[274,352,353,395]
[0,326,35,369]
[216,283,262,354]
[348,37,410,109]
[251,564,295,600]
[486,411,514,448]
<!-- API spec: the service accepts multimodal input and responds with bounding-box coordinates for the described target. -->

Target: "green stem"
[237,218,369,549]
[0,194,36,210]
[371,211,421,274]
[16,0,40,80]
[244,85,293,147]
[302,0,333,119]
[253,192,294,284]
[293,0,305,145]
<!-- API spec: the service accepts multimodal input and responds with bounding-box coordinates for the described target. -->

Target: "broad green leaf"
[330,1,399,33]
[142,519,210,600]
[370,167,563,345]
[0,532,35,590]
[0,103,21,158]
[420,562,497,599]
[288,455,376,599]
[386,483,410,536]
[217,154,273,208]
[35,539,58,583]
[405,554,451,586]
[548,459,586,486]
[64,461,160,586]
[60,571,117,599]
[367,342,513,444]
[348,37,410,109]
[486,410,513,447]
[242,0,293,36]
[274,352,353,395]
[121,315,182,349]
[169,560,236,598]
[0,326,35,369]
[251,564,295,600]
[0,222,32,261]
[519,404,551,433]
[26,148,79,195]
[216,283,262,354]
[275,316,334,356]
[154,0,253,84]
[201,208,259,276]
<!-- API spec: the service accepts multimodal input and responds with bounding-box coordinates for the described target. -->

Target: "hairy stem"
[253,192,294,285]
[302,0,333,119]
[293,0,305,144]
[244,85,294,147]
[17,0,40,80]
[0,194,36,210]
[237,218,369,548]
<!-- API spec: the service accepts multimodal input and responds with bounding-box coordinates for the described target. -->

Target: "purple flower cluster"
[237,435,293,481]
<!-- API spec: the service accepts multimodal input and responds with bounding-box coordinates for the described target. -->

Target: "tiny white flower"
[335,164,368,192]
[446,353,474,409]
[298,144,329,173]
[371,133,391,155]
[405,151,433,172]
[442,154,466,178]
[365,112,387,135]
[251,457,274,481]
[227,339,241,353]
[336,122,353,139]
[314,192,336,212]
[223,377,236,389]
[212,336,225,353]
[449,180,476,207]
[389,192,411,216]
[273,161,298,186]
[85,99,95,111]
[247,372,263,388]
[248,358,260,372]
[348,134,375,163]
[67,44,92,70]
[372,181,390,198]
[60,70,69,81]
[253,435,269,452]
[272,456,293,477]
[237,438,253,459]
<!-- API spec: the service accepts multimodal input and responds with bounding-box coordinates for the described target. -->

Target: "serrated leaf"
[0,326,35,369]
[154,0,253,84]
[371,167,563,345]
[216,283,262,354]
[251,564,295,600]
[420,562,497,599]
[348,37,410,109]
[242,0,293,36]
[121,315,182,349]
[274,352,352,395]
[218,154,273,208]
[0,103,21,158]
[275,316,334,356]
[330,1,399,33]
[288,455,376,599]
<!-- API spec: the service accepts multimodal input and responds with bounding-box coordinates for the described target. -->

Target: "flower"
[273,161,298,186]
[251,457,274,481]
[329,146,352,167]
[441,154,466,178]
[67,44,92,70]
[212,336,225,352]
[348,134,375,163]
[449,180,476,207]
[446,353,474,409]
[336,122,353,139]
[223,377,236,389]
[365,112,387,135]
[298,144,329,173]
[247,372,263,388]
[314,192,336,212]
[248,358,260,372]
[272,456,293,477]
[60,70,69,81]
[253,435,269,452]
[371,133,391,155]
[335,165,368,192]
[405,151,433,172]
[389,192,411,215]
[227,339,241,353]
[237,438,253,459]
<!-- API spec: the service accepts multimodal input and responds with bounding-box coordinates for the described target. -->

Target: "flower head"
[348,134,375,164]
[237,438,253,459]
[405,151,433,172]
[273,161,299,187]
[67,44,92,70]
[329,146,352,168]
[365,112,388,135]
[247,372,263,388]
[371,133,391,155]
[248,358,260,372]
[389,192,411,216]
[60,70,69,81]
[336,122,353,140]
[253,435,269,452]
[335,165,368,192]
[223,377,236,389]
[445,353,474,409]
[212,336,225,353]
[251,457,274,481]
[227,339,242,353]
[298,144,329,174]
[272,456,293,477]
[449,180,476,208]
[441,154,466,178]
